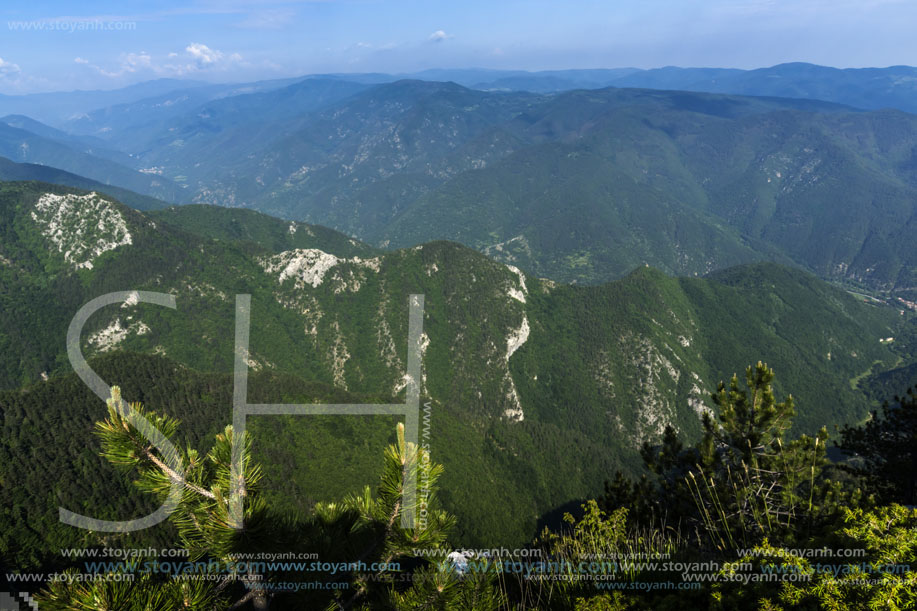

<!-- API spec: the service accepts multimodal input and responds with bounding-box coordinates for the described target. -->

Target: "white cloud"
[94,51,153,77]
[164,44,243,75]
[80,43,244,80]
[0,57,57,93]
[186,42,224,65]
[124,52,153,70]
[0,57,22,77]
[428,30,453,43]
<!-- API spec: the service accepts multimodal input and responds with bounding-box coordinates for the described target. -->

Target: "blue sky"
[1,0,915,93]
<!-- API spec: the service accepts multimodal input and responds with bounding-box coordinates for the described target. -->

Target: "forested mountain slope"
[0,181,911,563]
[67,81,914,293]
[12,79,917,294]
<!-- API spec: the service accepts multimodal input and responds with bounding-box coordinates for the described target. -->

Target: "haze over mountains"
[6,62,917,124]
[1,61,917,560]
[3,63,916,294]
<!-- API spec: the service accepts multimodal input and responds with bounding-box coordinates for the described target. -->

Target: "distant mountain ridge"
[5,75,916,294]
[0,120,185,202]
[4,65,917,297]
[0,77,301,125]
[95,80,910,293]
[6,62,917,130]
[612,63,917,113]
[0,156,170,210]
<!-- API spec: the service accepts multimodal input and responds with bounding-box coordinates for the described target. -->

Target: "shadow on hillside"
[534,498,588,538]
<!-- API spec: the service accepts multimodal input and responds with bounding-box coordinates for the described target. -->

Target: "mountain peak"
[29,190,134,270]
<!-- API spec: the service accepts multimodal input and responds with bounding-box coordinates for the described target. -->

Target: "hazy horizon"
[3,60,917,97]
[2,0,917,94]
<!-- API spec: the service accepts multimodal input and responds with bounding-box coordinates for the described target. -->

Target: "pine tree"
[602,363,832,550]
[36,387,504,610]
[600,425,699,528]
[688,362,829,550]
[704,361,796,464]
[837,387,917,505]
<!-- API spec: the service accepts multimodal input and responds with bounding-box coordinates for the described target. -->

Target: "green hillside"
[0,181,912,567]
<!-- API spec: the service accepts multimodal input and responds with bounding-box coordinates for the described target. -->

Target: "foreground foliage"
[36,387,503,610]
[837,388,917,506]
[25,366,917,609]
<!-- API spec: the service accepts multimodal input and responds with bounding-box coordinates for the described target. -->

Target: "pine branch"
[140,443,217,500]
